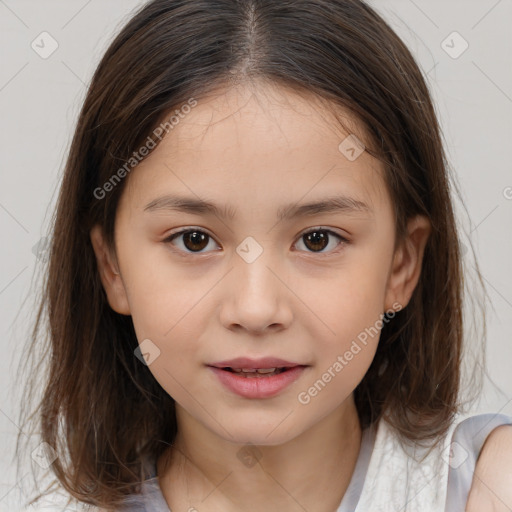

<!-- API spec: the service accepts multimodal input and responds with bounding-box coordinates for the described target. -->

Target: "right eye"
[164,228,220,254]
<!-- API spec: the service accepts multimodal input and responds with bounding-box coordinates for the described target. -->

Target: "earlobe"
[384,215,431,311]
[90,224,131,315]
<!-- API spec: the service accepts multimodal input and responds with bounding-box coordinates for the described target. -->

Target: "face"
[91,82,430,446]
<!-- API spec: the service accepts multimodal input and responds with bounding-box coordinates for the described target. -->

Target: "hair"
[15,0,488,509]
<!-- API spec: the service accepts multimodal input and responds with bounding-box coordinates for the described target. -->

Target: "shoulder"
[466,423,512,511]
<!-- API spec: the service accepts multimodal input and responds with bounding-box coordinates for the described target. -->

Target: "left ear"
[384,215,432,311]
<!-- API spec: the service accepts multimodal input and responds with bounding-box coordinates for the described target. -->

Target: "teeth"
[232,367,278,373]
[255,368,277,374]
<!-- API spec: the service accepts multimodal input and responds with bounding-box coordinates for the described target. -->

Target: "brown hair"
[16,0,487,509]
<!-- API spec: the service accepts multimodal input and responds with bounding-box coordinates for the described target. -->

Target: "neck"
[157,395,363,512]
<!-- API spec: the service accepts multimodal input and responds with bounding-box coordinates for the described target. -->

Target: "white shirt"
[119,412,512,511]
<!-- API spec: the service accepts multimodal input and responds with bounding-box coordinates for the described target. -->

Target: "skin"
[90,81,432,512]
[465,424,512,511]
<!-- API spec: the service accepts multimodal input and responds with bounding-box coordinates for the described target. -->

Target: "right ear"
[90,224,131,315]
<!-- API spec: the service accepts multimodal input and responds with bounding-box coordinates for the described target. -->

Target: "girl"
[16,0,512,511]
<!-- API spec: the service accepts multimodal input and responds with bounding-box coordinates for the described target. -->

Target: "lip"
[208,357,303,369]
[207,362,309,399]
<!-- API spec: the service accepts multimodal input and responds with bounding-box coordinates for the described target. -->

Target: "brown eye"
[182,231,209,252]
[165,227,348,256]
[166,229,218,253]
[295,228,347,254]
[304,230,328,252]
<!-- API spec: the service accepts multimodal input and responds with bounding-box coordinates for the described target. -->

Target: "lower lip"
[208,366,307,399]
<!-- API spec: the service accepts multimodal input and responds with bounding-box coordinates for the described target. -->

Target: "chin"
[210,417,302,447]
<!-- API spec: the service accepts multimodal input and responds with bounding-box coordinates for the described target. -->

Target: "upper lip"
[208,357,306,369]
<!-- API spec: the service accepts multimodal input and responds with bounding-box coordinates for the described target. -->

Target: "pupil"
[184,231,208,252]
[305,231,328,252]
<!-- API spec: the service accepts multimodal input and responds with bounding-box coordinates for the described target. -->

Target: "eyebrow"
[143,194,372,221]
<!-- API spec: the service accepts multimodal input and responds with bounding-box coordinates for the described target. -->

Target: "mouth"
[209,356,306,372]
[207,362,309,398]
[219,367,296,377]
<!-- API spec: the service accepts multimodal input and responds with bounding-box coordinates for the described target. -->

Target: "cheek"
[295,252,390,391]
[117,242,212,387]
[127,278,208,404]
[297,287,383,411]
[120,237,208,326]
[299,252,391,338]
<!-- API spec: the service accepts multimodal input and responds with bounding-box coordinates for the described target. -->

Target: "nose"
[219,243,293,334]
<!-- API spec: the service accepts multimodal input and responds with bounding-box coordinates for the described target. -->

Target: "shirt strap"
[444,412,512,511]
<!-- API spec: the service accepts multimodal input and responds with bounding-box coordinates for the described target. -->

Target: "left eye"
[295,228,347,254]
[164,227,347,255]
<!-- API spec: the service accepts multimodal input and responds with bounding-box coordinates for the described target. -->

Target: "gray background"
[1,0,511,509]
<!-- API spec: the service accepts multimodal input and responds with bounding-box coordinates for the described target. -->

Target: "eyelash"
[163,226,349,257]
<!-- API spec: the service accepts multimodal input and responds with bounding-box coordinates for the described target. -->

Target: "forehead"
[153,83,369,158]
[123,83,391,218]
